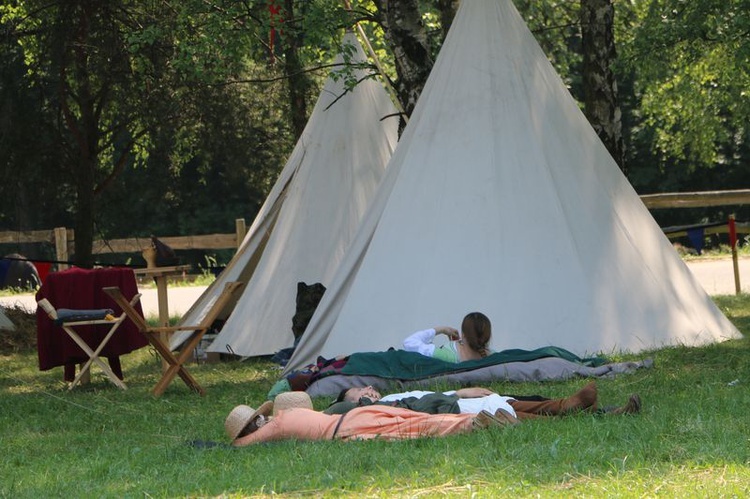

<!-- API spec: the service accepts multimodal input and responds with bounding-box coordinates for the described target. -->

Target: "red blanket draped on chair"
[36,267,148,381]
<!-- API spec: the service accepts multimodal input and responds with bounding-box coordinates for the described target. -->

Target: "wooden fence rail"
[662,222,750,239]
[2,189,750,270]
[0,218,247,271]
[639,189,750,209]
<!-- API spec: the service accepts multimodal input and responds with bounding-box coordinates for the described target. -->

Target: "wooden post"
[54,227,69,270]
[155,275,171,371]
[729,215,741,294]
[235,218,246,251]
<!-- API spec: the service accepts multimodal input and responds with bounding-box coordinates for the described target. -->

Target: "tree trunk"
[581,0,626,173]
[282,0,312,139]
[373,0,433,121]
[65,1,99,268]
[436,0,460,41]
[74,156,96,268]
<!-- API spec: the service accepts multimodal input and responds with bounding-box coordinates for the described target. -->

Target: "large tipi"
[171,32,398,357]
[284,0,740,372]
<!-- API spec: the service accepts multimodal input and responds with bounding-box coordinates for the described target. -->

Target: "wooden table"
[134,265,191,371]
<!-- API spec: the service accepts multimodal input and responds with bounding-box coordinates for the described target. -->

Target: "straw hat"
[272,391,313,416]
[224,401,273,440]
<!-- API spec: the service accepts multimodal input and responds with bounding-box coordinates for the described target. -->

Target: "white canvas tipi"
[0,307,14,331]
[171,33,398,357]
[284,0,740,372]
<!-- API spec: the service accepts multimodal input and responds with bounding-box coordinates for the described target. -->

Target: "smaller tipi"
[0,307,14,331]
[171,32,398,357]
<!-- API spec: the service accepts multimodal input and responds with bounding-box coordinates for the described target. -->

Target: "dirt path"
[0,285,208,319]
[681,258,750,295]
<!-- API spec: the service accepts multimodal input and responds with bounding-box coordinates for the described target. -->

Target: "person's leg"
[337,405,477,440]
[505,394,549,402]
[508,381,598,416]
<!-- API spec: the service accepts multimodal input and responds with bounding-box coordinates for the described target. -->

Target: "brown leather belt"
[331,413,347,439]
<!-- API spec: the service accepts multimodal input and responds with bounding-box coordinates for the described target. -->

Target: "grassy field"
[1,295,749,497]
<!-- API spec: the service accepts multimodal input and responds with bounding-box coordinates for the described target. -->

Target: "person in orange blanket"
[225,392,519,447]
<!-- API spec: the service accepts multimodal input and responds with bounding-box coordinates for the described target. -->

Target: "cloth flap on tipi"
[284,0,740,372]
[171,32,398,356]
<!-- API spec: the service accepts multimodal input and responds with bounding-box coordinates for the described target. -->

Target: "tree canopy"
[1,0,748,265]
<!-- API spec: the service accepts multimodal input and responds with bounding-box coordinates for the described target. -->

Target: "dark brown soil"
[1,305,37,353]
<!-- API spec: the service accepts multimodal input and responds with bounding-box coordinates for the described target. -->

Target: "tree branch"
[94,127,150,196]
[216,61,373,86]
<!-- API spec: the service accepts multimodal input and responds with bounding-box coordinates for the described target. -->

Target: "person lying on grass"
[325,382,641,420]
[226,392,519,447]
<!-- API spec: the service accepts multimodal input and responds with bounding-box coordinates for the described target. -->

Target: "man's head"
[336,385,382,403]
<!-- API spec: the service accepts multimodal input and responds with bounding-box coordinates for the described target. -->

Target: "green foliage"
[350,1,397,82]
[0,0,297,261]
[622,0,750,172]
[3,0,750,253]
[0,7,69,232]
[639,43,747,167]
[514,0,583,96]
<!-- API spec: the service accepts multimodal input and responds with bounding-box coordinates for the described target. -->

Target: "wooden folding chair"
[103,281,243,396]
[37,294,141,390]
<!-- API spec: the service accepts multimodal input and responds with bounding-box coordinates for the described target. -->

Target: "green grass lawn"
[1,295,749,497]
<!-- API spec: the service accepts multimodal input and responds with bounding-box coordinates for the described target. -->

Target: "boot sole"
[474,409,521,429]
